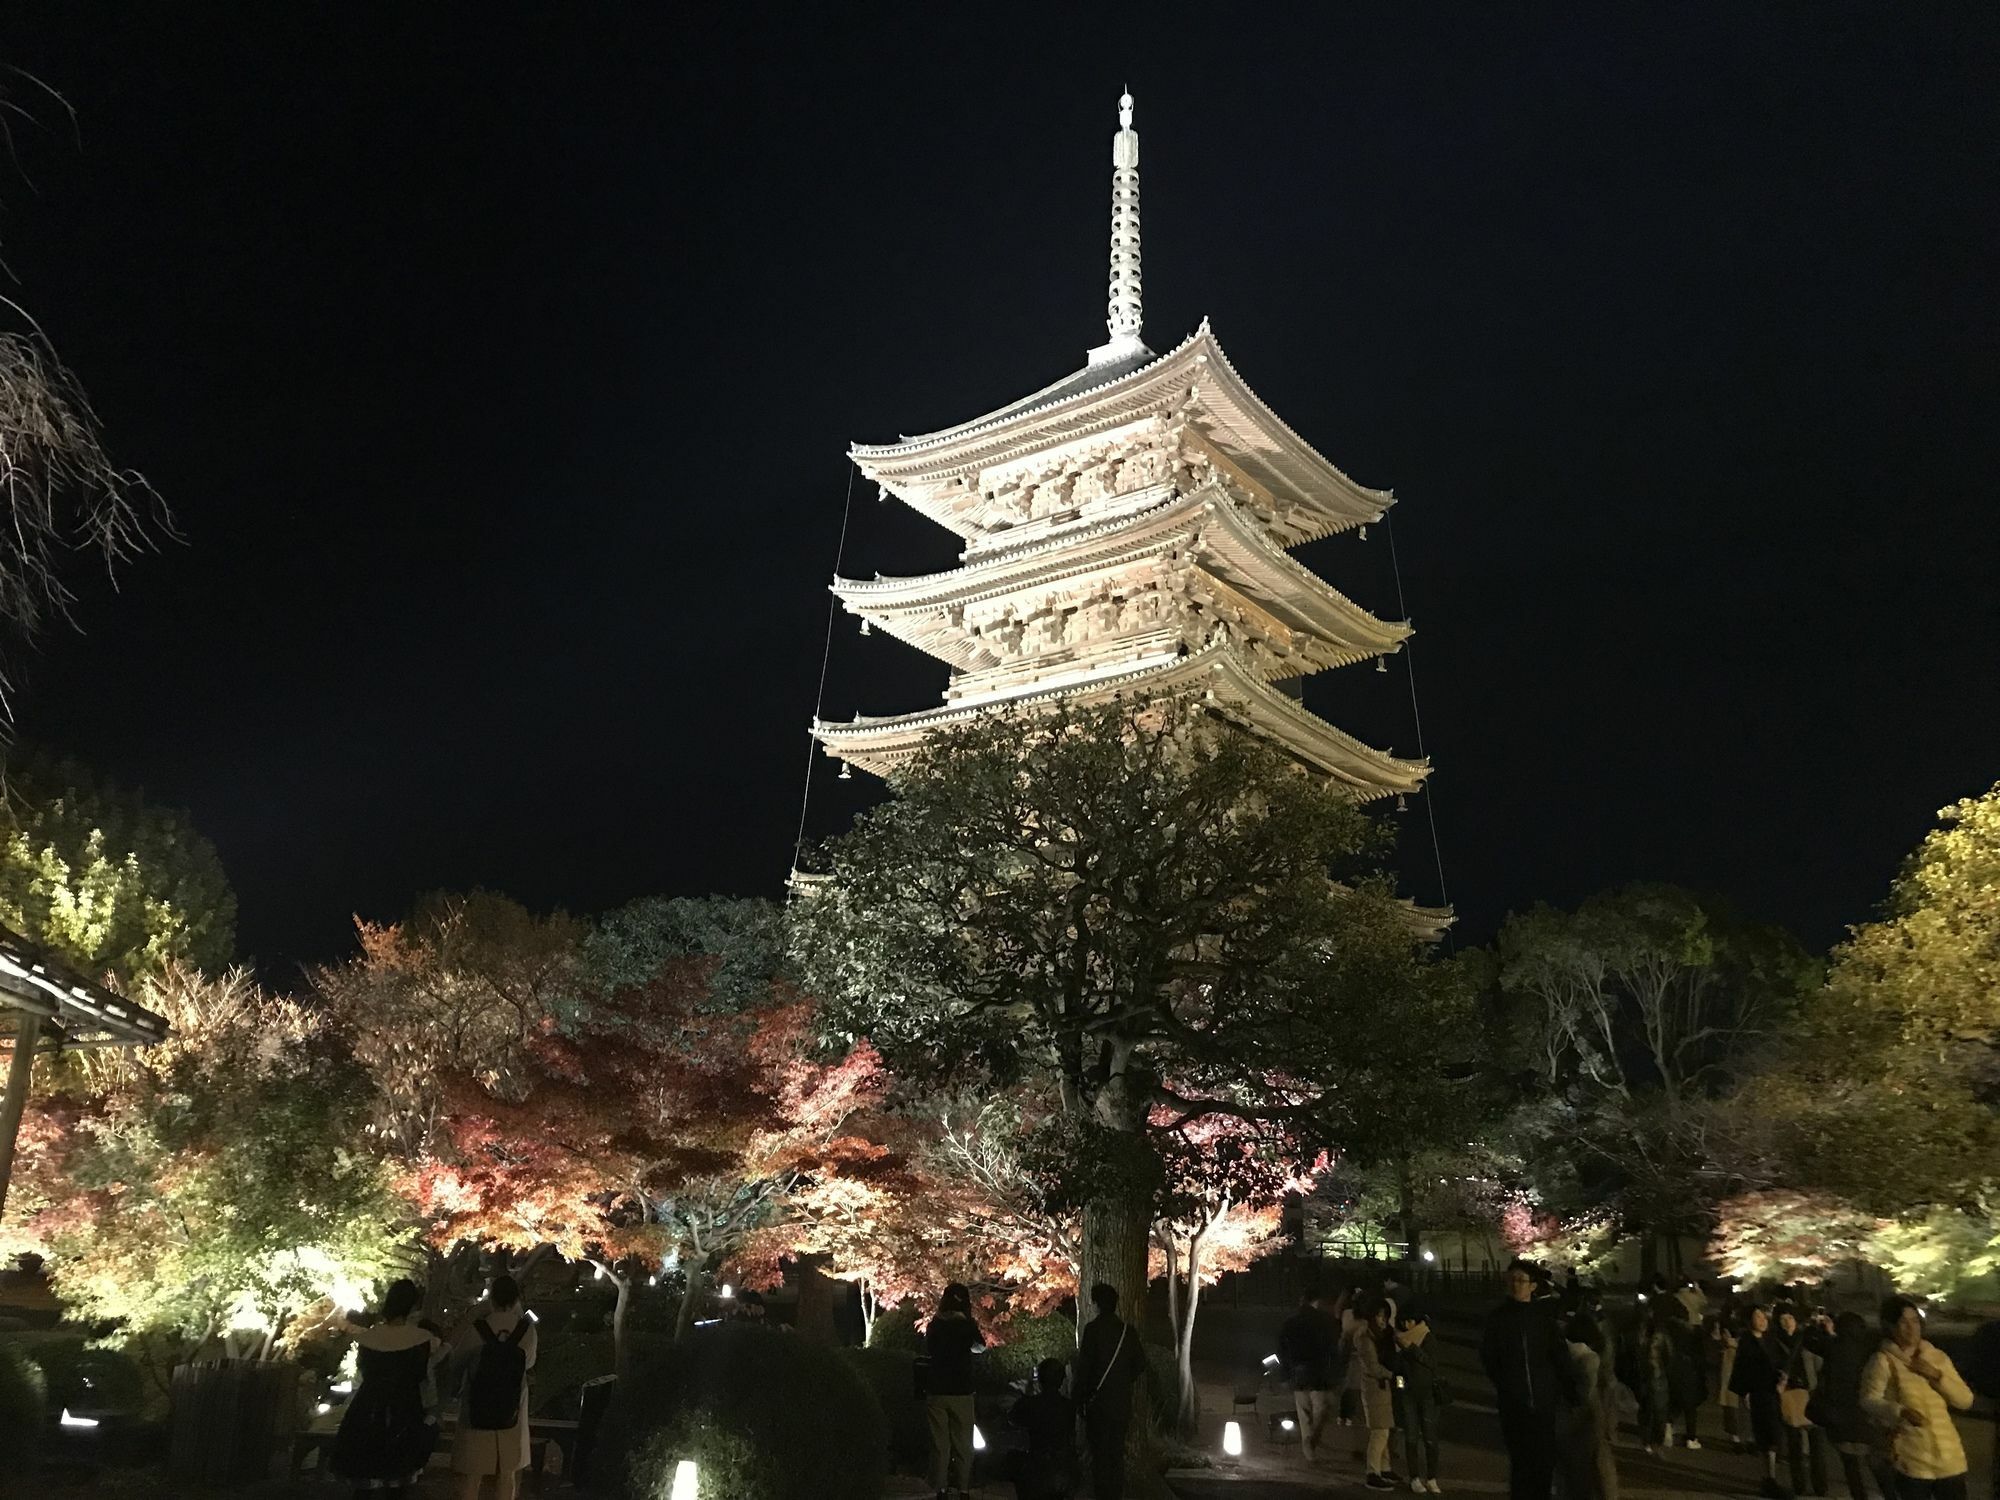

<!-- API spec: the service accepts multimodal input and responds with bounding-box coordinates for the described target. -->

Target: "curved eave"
[831,487,1409,669]
[849,322,1392,540]
[812,644,1427,799]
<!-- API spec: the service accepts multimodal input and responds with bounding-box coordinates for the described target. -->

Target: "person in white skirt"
[450,1274,538,1500]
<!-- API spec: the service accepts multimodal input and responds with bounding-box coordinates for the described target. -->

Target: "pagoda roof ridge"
[852,326,1194,458]
[848,321,1394,543]
[851,320,1390,509]
[831,484,1410,664]
[814,641,1428,800]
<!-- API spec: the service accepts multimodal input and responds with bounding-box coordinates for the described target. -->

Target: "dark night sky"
[0,6,1994,975]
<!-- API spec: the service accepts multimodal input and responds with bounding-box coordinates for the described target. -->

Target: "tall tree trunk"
[674,1264,709,1341]
[609,1271,632,1377]
[1397,1156,1421,1261]
[1080,1184,1162,1496]
[1175,1229,1207,1437]
[1157,1228,1181,1358]
[1080,1187,1152,1339]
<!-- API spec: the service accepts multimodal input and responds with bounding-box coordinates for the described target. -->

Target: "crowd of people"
[1278,1282,1452,1491]
[324,1260,1996,1500]
[1480,1264,1996,1500]
[1272,1262,1997,1500]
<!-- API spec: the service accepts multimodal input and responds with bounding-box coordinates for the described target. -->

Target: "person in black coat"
[924,1283,987,1500]
[1480,1261,1581,1500]
[1278,1291,1342,1462]
[1075,1283,1146,1500]
[1731,1305,1788,1498]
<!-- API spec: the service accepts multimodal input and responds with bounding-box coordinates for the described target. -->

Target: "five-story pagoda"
[813,94,1428,805]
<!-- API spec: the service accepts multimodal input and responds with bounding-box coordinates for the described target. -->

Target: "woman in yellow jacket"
[1858,1296,1974,1500]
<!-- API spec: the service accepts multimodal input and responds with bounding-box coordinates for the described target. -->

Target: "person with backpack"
[1075,1283,1146,1500]
[451,1274,537,1500]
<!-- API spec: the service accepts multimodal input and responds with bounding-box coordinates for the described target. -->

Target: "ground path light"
[669,1458,699,1499]
[1222,1420,1244,1458]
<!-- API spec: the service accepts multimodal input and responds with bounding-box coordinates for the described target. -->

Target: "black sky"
[1,5,1994,974]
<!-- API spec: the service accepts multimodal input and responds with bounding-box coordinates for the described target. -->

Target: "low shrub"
[981,1312,1074,1392]
[23,1339,145,1415]
[0,1340,47,1453]
[596,1326,886,1500]
[865,1305,920,1353]
[840,1346,925,1473]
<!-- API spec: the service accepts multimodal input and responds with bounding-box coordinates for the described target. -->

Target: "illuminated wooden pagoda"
[814,94,1428,805]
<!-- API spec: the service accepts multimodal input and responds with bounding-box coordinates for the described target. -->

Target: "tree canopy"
[792,696,1459,1322]
[0,751,235,981]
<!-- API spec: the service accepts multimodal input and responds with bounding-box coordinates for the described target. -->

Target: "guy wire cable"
[1385,511,1454,934]
[791,465,858,877]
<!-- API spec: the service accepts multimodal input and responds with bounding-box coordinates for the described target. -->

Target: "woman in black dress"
[332,1279,442,1499]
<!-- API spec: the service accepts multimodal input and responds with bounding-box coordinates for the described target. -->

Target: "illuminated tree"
[9,967,414,1392]
[1151,1113,1316,1433]
[314,890,584,1158]
[792,697,1440,1339]
[400,931,896,1368]
[1719,785,2000,1299]
[1495,885,1813,1262]
[0,751,234,981]
[1743,784,2000,1213]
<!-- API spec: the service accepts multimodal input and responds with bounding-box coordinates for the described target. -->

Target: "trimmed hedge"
[20,1339,145,1415]
[0,1341,47,1454]
[840,1346,926,1473]
[595,1327,886,1500]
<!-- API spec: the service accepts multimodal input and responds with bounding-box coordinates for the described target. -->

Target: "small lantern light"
[1422,1249,1437,1263]
[719,1284,735,1300]
[1395,794,1409,813]
[859,618,872,636]
[670,1459,700,1500]
[838,762,852,781]
[1222,1420,1244,1457]
[1376,655,1388,673]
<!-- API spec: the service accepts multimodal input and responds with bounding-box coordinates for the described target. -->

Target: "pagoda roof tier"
[813,642,1428,800]
[850,322,1391,544]
[831,484,1410,674]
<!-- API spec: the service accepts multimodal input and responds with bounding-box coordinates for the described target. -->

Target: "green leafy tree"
[791,697,1444,1338]
[1495,885,1813,1259]
[0,752,234,981]
[1721,784,2000,1295]
[583,894,786,1010]
[13,967,414,1392]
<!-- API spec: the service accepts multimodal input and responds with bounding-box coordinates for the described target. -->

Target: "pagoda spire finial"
[1102,90,1144,355]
